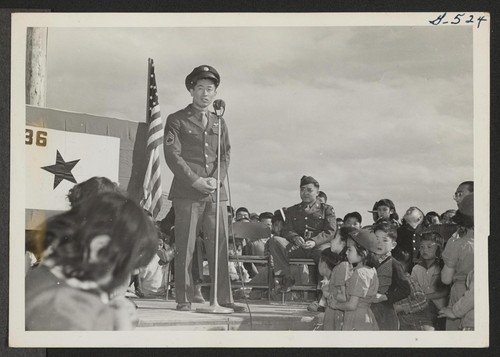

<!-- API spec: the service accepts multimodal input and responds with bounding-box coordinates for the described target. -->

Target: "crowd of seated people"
[25,176,475,332]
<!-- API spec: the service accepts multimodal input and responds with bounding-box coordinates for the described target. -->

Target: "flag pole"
[140,58,153,214]
[146,58,152,124]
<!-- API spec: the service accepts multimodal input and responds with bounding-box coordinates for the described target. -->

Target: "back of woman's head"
[41,192,158,292]
[67,177,121,207]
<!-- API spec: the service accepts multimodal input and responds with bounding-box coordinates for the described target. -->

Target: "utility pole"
[26,27,47,106]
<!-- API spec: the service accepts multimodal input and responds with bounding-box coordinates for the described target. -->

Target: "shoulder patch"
[165,131,175,146]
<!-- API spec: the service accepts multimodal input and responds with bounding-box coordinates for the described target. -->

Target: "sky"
[45,25,473,223]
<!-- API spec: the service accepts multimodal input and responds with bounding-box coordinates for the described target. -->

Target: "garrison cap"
[300,175,319,188]
[185,65,220,90]
[348,229,378,254]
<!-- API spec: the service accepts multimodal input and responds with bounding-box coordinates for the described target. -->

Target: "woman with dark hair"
[440,193,474,330]
[25,192,158,330]
[67,176,121,207]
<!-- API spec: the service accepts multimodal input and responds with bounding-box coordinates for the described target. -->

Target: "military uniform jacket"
[282,200,337,246]
[164,104,230,202]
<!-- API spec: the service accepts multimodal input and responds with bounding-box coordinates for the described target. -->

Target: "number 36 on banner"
[25,128,48,147]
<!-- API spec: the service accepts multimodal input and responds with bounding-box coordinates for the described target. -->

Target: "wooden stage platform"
[134,298,321,331]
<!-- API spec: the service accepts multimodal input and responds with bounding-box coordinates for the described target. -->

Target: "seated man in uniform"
[268,176,337,292]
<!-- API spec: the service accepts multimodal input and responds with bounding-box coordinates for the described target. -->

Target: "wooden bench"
[228,256,319,303]
[283,258,318,303]
[228,255,273,300]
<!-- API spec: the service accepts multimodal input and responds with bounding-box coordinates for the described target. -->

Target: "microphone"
[213,99,225,117]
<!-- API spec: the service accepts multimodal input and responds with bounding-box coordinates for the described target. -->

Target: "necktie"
[201,111,208,128]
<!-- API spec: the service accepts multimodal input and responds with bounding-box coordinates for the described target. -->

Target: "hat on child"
[348,229,378,254]
[367,201,378,213]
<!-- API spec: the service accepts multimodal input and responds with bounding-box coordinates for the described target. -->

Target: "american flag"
[141,58,163,219]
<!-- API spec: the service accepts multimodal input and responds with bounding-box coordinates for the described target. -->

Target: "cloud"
[45,25,473,222]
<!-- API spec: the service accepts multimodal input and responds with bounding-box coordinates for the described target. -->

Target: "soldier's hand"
[292,236,305,246]
[192,178,215,195]
[206,177,217,190]
[301,240,316,250]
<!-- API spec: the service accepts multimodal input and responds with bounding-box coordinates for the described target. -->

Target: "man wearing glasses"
[268,176,337,292]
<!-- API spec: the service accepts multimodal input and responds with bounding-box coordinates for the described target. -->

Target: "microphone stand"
[196,101,232,314]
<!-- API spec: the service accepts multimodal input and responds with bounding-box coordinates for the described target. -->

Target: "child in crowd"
[139,234,175,298]
[439,270,474,330]
[343,212,362,229]
[371,222,411,330]
[425,211,441,227]
[395,231,449,330]
[308,226,355,313]
[25,192,158,330]
[330,226,358,255]
[322,247,353,330]
[307,250,341,312]
[328,229,379,331]
[373,199,400,227]
[393,271,430,330]
[441,193,474,330]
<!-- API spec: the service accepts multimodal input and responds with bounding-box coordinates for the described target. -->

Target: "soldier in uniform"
[268,176,337,291]
[163,65,244,312]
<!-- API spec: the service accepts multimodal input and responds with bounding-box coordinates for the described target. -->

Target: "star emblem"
[41,150,80,189]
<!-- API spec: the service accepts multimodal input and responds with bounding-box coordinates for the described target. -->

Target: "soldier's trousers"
[268,235,330,278]
[173,198,233,305]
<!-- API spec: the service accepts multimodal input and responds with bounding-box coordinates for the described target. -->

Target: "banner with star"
[26,125,120,212]
[26,105,152,229]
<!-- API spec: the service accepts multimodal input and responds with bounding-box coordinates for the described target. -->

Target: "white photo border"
[9,12,490,348]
